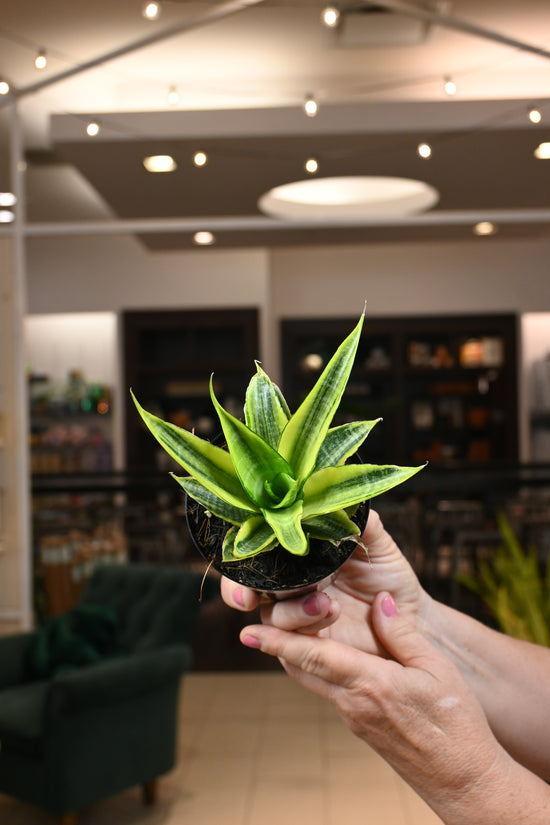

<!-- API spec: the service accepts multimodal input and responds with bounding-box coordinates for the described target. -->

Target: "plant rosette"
[132,310,424,595]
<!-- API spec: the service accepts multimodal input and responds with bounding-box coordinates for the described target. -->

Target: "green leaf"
[278,312,364,482]
[315,420,380,470]
[233,515,279,559]
[131,391,253,511]
[222,527,239,562]
[244,362,290,448]
[302,463,424,519]
[210,377,298,510]
[262,499,309,556]
[302,509,360,543]
[172,476,255,524]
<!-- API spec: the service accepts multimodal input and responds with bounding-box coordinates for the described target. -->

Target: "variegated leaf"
[244,362,290,448]
[262,499,309,556]
[314,420,380,470]
[302,463,424,519]
[278,312,364,482]
[302,509,360,543]
[172,476,256,524]
[132,391,252,511]
[210,377,298,509]
[233,515,279,559]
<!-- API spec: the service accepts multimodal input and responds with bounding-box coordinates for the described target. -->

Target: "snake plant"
[132,310,423,563]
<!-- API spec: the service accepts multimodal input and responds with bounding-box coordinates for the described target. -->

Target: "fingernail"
[382,594,398,618]
[242,634,261,649]
[303,593,321,616]
[234,588,245,607]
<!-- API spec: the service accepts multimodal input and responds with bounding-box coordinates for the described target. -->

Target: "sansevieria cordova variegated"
[131,310,424,563]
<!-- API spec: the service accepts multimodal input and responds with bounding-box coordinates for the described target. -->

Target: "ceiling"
[1,0,550,250]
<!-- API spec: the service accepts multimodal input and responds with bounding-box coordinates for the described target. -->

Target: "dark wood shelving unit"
[281,314,519,467]
[123,308,259,470]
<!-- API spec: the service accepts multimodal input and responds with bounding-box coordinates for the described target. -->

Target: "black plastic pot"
[185,495,370,598]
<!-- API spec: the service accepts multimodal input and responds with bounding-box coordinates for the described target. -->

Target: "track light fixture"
[443,76,457,96]
[304,94,318,117]
[35,50,47,70]
[142,1,161,20]
[321,5,340,28]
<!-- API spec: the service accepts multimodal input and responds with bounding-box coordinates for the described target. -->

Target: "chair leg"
[59,813,78,825]
[142,778,159,806]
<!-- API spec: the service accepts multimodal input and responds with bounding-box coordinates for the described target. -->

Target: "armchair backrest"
[80,564,215,652]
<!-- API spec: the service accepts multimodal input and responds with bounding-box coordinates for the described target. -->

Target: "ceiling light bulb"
[305,158,318,174]
[534,141,550,160]
[443,77,456,96]
[167,86,179,105]
[193,151,207,167]
[473,221,497,236]
[0,192,16,207]
[304,95,318,117]
[528,107,542,124]
[194,231,215,246]
[35,50,47,70]
[321,5,340,27]
[142,1,161,20]
[143,155,177,173]
[86,122,100,137]
[0,81,10,95]
[417,142,432,159]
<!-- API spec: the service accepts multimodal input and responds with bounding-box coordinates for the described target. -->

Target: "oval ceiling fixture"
[258,176,439,220]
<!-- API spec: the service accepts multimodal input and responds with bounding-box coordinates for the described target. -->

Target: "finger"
[260,590,341,632]
[359,509,404,565]
[220,576,261,612]
[371,592,446,674]
[240,623,368,690]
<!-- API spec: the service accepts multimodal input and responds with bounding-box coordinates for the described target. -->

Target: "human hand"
[221,509,432,657]
[238,592,516,824]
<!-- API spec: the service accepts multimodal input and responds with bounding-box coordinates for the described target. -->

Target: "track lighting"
[142,1,161,20]
[167,86,179,105]
[443,76,456,96]
[35,50,47,70]
[304,94,318,117]
[321,5,340,28]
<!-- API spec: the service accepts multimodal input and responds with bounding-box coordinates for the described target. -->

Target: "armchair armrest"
[46,644,192,716]
[0,632,35,689]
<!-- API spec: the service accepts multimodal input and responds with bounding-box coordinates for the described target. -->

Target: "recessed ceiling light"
[305,158,318,174]
[473,221,498,236]
[0,210,15,223]
[194,231,215,245]
[35,50,47,70]
[143,154,177,173]
[0,192,16,207]
[417,142,432,159]
[528,107,542,124]
[443,77,457,96]
[258,176,439,220]
[304,95,318,117]
[193,151,207,167]
[0,81,10,95]
[534,141,550,160]
[167,86,179,105]
[86,122,100,137]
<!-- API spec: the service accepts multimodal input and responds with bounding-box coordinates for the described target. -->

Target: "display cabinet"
[281,314,519,466]
[123,308,259,470]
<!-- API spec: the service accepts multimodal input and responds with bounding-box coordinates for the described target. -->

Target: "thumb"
[372,592,441,673]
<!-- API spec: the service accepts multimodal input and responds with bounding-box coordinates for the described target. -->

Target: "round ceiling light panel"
[258,176,439,220]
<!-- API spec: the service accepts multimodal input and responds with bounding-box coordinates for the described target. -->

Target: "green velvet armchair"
[0,563,215,825]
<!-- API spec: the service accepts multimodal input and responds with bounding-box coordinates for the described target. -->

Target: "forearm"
[422,594,550,779]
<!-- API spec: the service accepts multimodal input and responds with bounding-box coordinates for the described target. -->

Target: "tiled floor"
[0,672,443,825]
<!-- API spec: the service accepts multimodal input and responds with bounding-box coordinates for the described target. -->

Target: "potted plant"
[131,310,423,595]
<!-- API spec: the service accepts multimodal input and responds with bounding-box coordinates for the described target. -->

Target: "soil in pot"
[185,497,370,596]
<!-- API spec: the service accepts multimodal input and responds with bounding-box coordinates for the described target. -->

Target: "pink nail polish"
[242,634,261,649]
[303,594,321,616]
[234,588,245,607]
[382,594,398,617]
